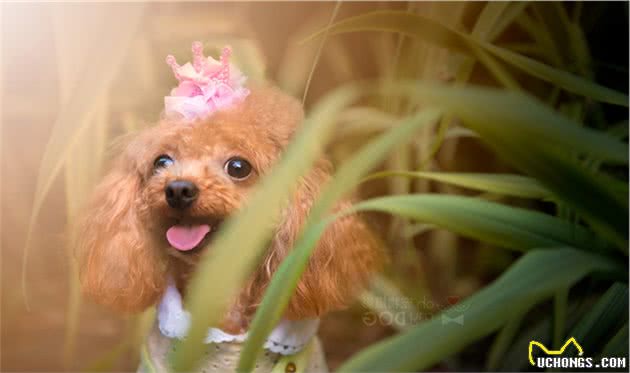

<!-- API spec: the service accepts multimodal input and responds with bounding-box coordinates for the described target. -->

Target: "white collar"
[157,283,319,355]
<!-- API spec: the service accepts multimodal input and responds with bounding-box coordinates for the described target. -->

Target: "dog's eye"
[224,157,252,180]
[153,154,174,170]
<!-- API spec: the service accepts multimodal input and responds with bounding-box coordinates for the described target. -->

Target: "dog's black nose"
[165,180,198,209]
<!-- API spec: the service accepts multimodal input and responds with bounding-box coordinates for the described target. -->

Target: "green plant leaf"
[569,282,629,356]
[354,82,627,248]
[140,344,158,373]
[239,188,608,372]
[471,2,510,40]
[485,311,526,371]
[498,299,586,372]
[352,195,606,252]
[363,172,552,199]
[237,109,441,372]
[486,2,529,41]
[387,82,628,250]
[304,10,629,106]
[339,83,626,248]
[169,84,362,371]
[552,287,569,349]
[337,248,623,372]
[599,323,629,359]
[483,135,628,251]
[405,84,627,163]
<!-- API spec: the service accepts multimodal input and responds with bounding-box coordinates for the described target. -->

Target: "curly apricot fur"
[75,84,383,324]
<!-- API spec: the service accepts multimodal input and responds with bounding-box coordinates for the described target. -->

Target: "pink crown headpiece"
[164,42,250,120]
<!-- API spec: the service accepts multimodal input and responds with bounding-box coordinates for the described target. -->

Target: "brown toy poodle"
[74,43,382,372]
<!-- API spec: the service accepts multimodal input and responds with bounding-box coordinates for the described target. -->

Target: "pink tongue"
[166,224,211,251]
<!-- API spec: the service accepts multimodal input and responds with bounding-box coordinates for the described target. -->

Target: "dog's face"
[76,84,382,318]
[122,86,301,265]
[136,112,273,264]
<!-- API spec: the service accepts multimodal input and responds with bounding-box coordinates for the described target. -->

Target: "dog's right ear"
[246,161,384,320]
[75,154,167,313]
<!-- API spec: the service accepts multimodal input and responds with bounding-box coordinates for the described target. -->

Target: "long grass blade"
[485,311,526,371]
[337,248,623,372]
[21,4,146,308]
[498,302,581,372]
[237,110,441,372]
[487,2,529,41]
[472,2,510,40]
[569,282,629,356]
[301,1,342,104]
[552,287,569,349]
[484,134,628,250]
[599,323,629,358]
[351,195,607,253]
[169,85,362,371]
[363,171,551,200]
[400,84,627,163]
[239,187,609,372]
[388,83,628,249]
[303,10,629,106]
[51,7,112,365]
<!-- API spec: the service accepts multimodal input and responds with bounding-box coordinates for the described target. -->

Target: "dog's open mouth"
[166,220,222,252]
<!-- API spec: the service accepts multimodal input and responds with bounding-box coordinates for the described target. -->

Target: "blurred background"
[1,2,628,372]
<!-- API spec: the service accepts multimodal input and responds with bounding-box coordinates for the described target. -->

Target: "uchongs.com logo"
[528,337,627,370]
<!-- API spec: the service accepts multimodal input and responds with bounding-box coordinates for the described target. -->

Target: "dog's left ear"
[74,144,168,313]
[259,161,384,319]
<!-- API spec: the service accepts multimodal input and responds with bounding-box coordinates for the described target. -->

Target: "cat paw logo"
[529,337,590,369]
